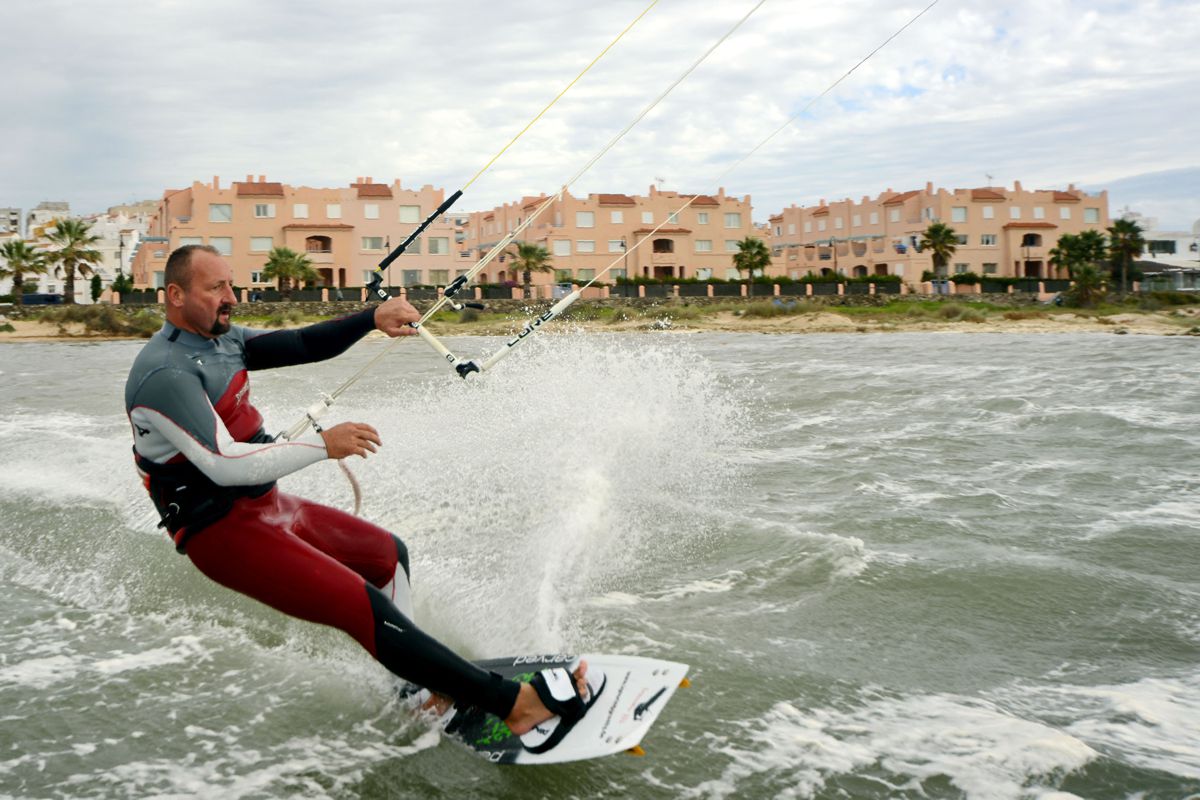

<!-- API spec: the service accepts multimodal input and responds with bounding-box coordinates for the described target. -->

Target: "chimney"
[925,181,934,194]
[1014,180,1022,191]
[245,174,253,183]
[213,176,220,190]
[258,175,265,183]
[365,176,373,184]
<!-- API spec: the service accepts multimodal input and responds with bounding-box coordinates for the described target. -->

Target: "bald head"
[165,244,221,291]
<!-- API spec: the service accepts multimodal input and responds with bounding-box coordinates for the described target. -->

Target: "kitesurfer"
[124,244,596,743]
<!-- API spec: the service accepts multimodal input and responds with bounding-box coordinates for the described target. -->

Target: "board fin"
[679,677,691,688]
[626,745,647,756]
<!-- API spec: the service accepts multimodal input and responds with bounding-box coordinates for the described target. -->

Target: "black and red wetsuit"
[124,310,519,718]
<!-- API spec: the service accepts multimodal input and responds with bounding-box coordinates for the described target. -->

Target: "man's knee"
[391,534,410,579]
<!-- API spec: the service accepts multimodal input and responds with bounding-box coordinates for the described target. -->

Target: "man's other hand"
[321,422,382,459]
[375,297,421,336]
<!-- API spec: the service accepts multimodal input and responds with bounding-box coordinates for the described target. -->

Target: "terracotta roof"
[1002,222,1057,229]
[971,188,1006,201]
[681,194,720,206]
[811,206,830,216]
[235,182,285,196]
[282,223,355,230]
[1052,191,1080,202]
[768,213,783,221]
[596,193,636,206]
[354,183,393,198]
[882,190,920,206]
[632,226,692,235]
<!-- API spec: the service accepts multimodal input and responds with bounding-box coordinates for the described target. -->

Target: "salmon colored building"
[462,186,755,286]
[131,176,463,291]
[766,181,1110,282]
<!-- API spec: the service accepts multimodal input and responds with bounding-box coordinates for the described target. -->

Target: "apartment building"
[766,181,1110,281]
[0,207,20,235]
[131,176,461,290]
[462,186,755,286]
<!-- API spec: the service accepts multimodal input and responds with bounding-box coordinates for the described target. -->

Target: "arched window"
[305,235,332,253]
[652,238,674,254]
[853,265,867,277]
[1021,233,1043,248]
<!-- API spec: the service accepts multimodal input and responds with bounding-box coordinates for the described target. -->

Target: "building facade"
[766,181,1110,282]
[131,176,461,291]
[0,207,21,235]
[462,186,756,286]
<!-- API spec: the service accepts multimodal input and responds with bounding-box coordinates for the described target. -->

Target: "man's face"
[178,252,237,337]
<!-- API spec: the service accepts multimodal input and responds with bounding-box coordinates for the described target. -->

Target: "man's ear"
[166,283,186,308]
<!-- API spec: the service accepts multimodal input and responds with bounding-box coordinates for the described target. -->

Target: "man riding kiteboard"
[124,244,598,751]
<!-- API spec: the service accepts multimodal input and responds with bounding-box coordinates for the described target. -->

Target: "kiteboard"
[402,653,689,765]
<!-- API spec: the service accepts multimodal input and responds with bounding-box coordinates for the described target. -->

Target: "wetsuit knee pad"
[391,534,410,579]
[365,585,519,719]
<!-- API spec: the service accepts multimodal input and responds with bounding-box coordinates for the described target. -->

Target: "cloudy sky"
[4,0,1199,229]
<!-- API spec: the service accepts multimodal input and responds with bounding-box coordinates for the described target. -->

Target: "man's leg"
[185,492,518,719]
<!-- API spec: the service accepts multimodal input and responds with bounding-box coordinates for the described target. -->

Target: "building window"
[399,205,420,223]
[724,212,742,228]
[555,269,573,281]
[577,269,595,281]
[787,223,796,234]
[611,269,627,279]
[1084,208,1100,223]
[852,214,861,228]
[982,262,999,275]
[1009,206,1021,219]
[954,263,970,274]
[982,205,995,219]
[576,211,595,228]
[981,234,997,246]
[178,236,203,247]
[254,203,276,218]
[428,237,450,255]
[955,235,969,245]
[406,238,422,254]
[576,240,595,253]
[362,270,375,284]
[951,206,967,222]
[610,211,624,224]
[362,236,384,251]
[1148,240,1177,255]
[804,221,812,233]
[725,268,740,280]
[889,209,900,223]
[697,212,709,225]
[817,220,827,232]
[250,236,273,252]
[327,204,342,219]
[725,240,740,253]
[695,239,713,253]
[775,225,782,236]
[210,237,233,256]
[209,203,232,223]
[293,203,309,219]
[641,211,653,224]
[608,240,624,253]
[429,269,449,284]
[364,204,380,220]
[696,268,713,280]
[251,271,265,284]
[922,207,934,220]
[1033,206,1045,220]
[1060,207,1071,220]
[553,240,571,256]
[834,218,844,230]
[870,212,879,225]
[668,212,679,224]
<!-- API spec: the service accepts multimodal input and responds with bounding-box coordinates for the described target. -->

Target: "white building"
[0,207,20,235]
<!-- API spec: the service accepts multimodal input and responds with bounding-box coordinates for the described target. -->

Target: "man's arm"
[130,368,327,486]
[243,297,421,370]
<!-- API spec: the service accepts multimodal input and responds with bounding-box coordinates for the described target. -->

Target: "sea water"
[0,330,1197,799]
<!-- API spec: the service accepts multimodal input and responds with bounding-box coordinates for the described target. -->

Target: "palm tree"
[44,219,102,304]
[919,222,958,278]
[0,239,48,306]
[1048,233,1080,279]
[732,236,771,297]
[508,241,553,299]
[262,247,318,300]
[1107,218,1146,296]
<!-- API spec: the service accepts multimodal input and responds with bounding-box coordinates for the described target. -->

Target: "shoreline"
[3,305,1199,342]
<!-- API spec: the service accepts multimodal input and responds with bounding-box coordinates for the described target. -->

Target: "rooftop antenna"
[655,175,665,189]
[985,172,994,186]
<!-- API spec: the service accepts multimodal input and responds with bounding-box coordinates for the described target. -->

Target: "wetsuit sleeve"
[129,367,327,486]
[242,308,379,370]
